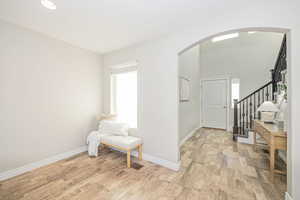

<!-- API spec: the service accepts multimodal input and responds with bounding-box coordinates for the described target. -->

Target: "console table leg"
[253,132,257,151]
[270,139,275,181]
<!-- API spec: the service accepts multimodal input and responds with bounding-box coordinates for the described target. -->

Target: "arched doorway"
[178,27,290,200]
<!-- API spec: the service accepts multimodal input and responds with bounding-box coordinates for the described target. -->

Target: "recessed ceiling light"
[248,31,257,34]
[212,33,239,42]
[41,0,56,10]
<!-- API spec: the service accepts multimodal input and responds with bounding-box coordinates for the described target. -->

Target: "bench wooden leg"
[127,150,131,168]
[138,144,143,160]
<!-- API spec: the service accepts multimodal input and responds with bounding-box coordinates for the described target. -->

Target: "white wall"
[178,45,200,143]
[0,20,103,173]
[103,2,300,197]
[200,32,283,98]
[199,31,283,130]
[102,38,180,165]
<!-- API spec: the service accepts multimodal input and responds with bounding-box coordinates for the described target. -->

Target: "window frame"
[231,78,240,108]
[109,64,139,128]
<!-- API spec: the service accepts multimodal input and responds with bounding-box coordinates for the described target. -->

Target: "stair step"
[237,126,252,138]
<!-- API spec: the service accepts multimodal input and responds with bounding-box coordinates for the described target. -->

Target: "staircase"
[233,34,287,140]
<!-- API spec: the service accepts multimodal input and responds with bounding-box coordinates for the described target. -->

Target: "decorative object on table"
[277,70,287,100]
[257,101,279,123]
[179,76,190,102]
[276,93,288,131]
[275,69,288,131]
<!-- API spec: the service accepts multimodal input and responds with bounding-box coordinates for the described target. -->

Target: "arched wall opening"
[177,26,291,194]
[178,27,289,54]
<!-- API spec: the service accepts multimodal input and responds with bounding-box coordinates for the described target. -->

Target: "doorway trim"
[200,76,230,131]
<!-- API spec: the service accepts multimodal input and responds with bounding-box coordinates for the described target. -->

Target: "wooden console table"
[253,120,287,177]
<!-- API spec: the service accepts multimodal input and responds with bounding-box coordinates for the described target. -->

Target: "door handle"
[223,106,227,108]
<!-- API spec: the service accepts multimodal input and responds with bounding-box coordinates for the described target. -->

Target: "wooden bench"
[101,138,142,168]
[97,115,143,168]
[101,135,143,168]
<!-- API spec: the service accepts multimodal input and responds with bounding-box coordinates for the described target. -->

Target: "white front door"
[202,79,227,129]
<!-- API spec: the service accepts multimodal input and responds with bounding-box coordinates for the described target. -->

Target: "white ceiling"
[0,0,292,54]
[0,0,239,54]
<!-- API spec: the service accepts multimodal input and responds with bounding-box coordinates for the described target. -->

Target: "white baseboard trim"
[138,152,180,171]
[285,192,293,200]
[110,147,180,171]
[0,146,88,181]
[179,126,201,147]
[238,131,254,144]
[0,144,181,181]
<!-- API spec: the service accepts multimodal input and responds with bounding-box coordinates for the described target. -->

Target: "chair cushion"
[101,135,142,149]
[98,120,129,136]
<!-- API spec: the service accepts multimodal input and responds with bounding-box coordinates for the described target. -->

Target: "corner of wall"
[179,125,201,147]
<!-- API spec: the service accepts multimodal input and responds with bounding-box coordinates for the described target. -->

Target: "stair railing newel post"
[258,90,261,108]
[233,99,238,141]
[250,95,253,129]
[266,86,269,101]
[262,88,264,102]
[253,93,256,119]
[239,101,242,135]
[242,101,245,136]
[271,69,276,101]
[246,98,249,131]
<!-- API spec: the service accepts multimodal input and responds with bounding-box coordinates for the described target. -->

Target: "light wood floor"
[0,128,286,200]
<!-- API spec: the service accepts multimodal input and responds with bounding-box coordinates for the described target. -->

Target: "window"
[231,78,240,108]
[111,70,137,128]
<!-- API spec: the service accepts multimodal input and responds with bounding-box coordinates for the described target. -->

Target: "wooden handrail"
[274,34,287,73]
[238,81,272,104]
